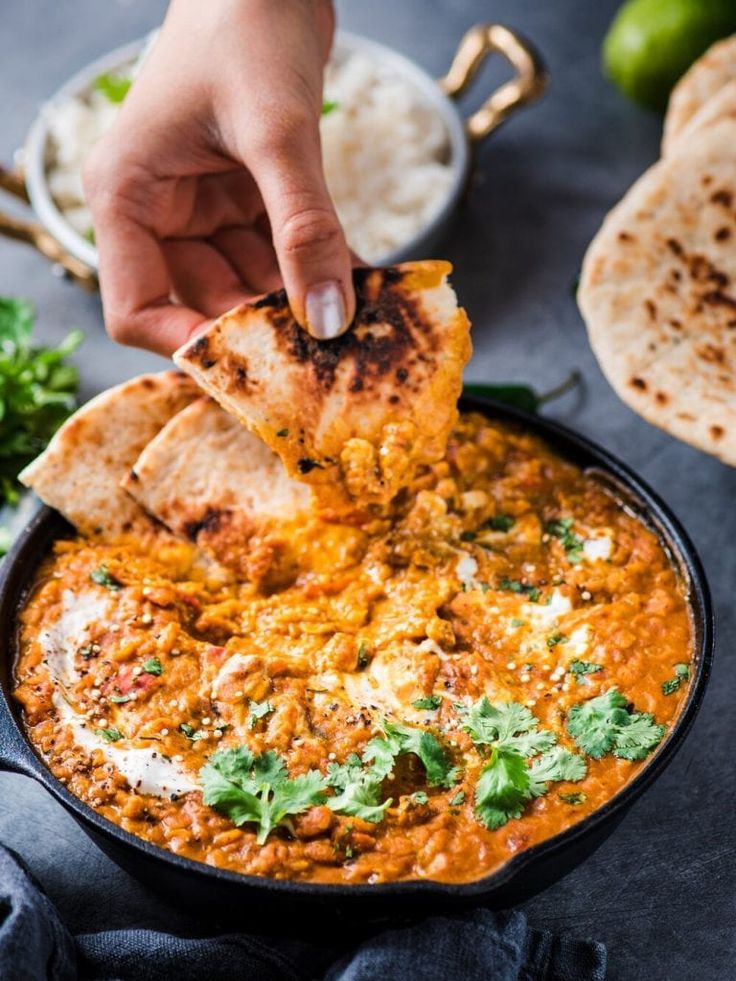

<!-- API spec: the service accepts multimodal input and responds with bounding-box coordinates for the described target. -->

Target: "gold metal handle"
[440,24,547,144]
[0,164,98,293]
[0,208,98,293]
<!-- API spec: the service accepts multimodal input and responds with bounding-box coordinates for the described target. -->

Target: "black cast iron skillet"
[0,397,714,924]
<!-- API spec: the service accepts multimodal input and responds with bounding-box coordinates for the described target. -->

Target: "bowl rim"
[0,396,714,902]
[24,29,470,273]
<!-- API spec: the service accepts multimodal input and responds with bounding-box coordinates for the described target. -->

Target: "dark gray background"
[1,1,733,978]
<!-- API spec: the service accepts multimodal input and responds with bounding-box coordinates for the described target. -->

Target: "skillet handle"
[440,24,547,144]
[0,697,40,779]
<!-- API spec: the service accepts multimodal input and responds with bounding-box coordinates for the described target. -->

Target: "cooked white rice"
[44,44,453,263]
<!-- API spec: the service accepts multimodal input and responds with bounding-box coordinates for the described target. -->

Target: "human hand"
[83,0,355,355]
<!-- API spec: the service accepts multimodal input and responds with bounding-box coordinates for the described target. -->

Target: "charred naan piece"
[20,372,199,538]
[579,118,736,464]
[122,398,314,582]
[174,262,472,504]
[663,35,736,155]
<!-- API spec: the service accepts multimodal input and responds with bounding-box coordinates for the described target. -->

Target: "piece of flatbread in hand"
[122,398,313,582]
[20,371,199,537]
[663,34,736,154]
[173,261,472,504]
[578,117,736,465]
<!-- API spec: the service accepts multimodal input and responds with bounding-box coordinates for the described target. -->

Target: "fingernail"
[305,281,347,340]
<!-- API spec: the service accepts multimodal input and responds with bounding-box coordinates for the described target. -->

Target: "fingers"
[246,118,355,339]
[211,225,283,295]
[162,239,252,317]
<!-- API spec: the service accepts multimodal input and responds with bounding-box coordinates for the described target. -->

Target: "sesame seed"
[214,729,224,738]
[92,644,101,653]
[133,667,142,677]
[173,754,183,763]
[525,698,536,707]
[581,590,592,600]
[160,728,169,736]
[142,587,152,596]
[141,613,153,625]
[97,718,108,727]
[328,752,336,760]
[562,683,571,692]
[470,665,479,676]
[542,533,550,543]
[507,661,517,670]
[535,682,545,691]
[202,717,211,725]
[520,673,531,683]
[234,690,244,698]
[170,648,180,656]
[109,624,120,633]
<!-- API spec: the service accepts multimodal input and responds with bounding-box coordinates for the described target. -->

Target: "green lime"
[603,0,736,111]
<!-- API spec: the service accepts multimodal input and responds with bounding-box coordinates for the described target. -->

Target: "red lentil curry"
[14,413,692,885]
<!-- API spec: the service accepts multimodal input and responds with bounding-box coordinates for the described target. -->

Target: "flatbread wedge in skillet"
[173,261,472,504]
[122,398,313,582]
[19,371,199,537]
[578,118,736,465]
[663,35,736,155]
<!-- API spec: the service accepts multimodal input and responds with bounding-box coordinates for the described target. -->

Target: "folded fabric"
[0,844,606,981]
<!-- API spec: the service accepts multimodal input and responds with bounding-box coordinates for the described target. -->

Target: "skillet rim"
[0,396,714,902]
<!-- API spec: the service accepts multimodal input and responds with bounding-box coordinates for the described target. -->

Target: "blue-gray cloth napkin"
[0,844,606,980]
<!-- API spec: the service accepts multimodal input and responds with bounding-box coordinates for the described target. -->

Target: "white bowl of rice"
[20,25,545,274]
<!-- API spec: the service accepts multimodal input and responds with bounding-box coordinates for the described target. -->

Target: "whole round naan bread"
[663,34,736,154]
[579,117,736,465]
[664,79,736,153]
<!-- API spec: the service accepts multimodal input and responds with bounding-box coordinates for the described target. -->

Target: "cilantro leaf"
[95,71,132,103]
[413,695,442,711]
[485,514,515,532]
[90,564,121,591]
[546,517,584,563]
[474,746,530,830]
[364,721,458,788]
[248,699,274,728]
[456,698,556,757]
[450,789,466,806]
[547,632,568,648]
[411,790,429,805]
[499,578,541,602]
[200,747,327,843]
[559,790,587,805]
[567,689,666,761]
[326,753,391,823]
[528,747,587,797]
[322,99,339,115]
[96,727,123,742]
[142,657,162,676]
[179,722,206,741]
[569,660,603,685]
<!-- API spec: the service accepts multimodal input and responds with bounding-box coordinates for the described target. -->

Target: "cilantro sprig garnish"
[566,689,666,761]
[485,514,515,532]
[200,748,328,844]
[96,727,123,742]
[546,518,584,564]
[455,698,585,830]
[0,298,82,506]
[142,657,162,676]
[365,721,459,788]
[326,753,391,823]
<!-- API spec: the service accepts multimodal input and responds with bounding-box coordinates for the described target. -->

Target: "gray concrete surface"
[0,1,733,978]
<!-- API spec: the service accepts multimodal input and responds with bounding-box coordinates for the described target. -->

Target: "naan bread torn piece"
[664,80,736,152]
[663,35,736,155]
[578,118,736,465]
[173,261,472,504]
[122,398,315,584]
[20,371,199,538]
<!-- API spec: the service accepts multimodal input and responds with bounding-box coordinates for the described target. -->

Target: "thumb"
[248,118,355,339]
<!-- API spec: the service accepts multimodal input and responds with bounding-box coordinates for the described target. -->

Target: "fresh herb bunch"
[0,298,83,506]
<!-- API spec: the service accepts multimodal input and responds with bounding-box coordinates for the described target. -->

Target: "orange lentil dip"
[13,414,693,885]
